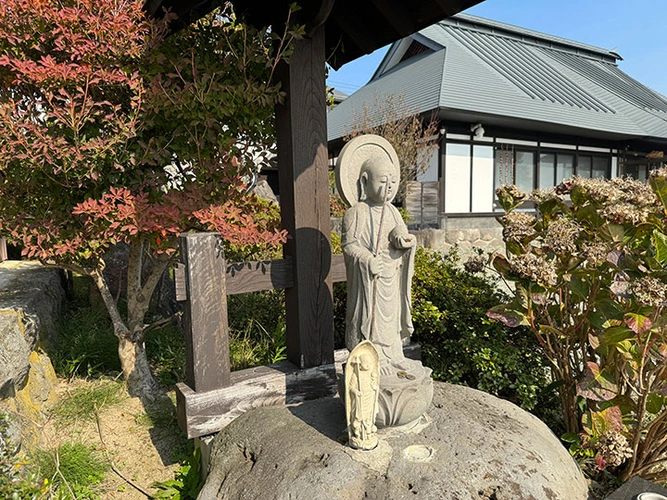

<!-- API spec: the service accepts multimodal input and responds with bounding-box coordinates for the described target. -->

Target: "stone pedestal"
[376,365,433,427]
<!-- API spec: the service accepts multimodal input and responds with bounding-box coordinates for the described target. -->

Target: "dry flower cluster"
[595,431,634,469]
[544,216,580,255]
[501,212,536,244]
[630,277,667,308]
[508,252,557,286]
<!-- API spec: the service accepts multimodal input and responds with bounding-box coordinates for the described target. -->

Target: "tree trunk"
[117,334,158,400]
[90,257,164,401]
[559,371,580,434]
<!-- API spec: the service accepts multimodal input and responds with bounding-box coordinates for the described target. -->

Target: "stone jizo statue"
[345,341,380,450]
[336,134,433,428]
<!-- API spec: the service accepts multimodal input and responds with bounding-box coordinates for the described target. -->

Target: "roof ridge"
[445,13,621,61]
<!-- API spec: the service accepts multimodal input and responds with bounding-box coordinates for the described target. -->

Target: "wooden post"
[275,24,334,369]
[0,238,6,262]
[178,233,231,392]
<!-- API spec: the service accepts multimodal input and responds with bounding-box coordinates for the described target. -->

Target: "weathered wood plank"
[178,233,231,392]
[330,254,346,283]
[176,362,337,439]
[423,181,440,226]
[175,343,422,438]
[225,258,293,295]
[174,263,186,301]
[0,238,6,262]
[275,25,334,369]
[225,255,345,294]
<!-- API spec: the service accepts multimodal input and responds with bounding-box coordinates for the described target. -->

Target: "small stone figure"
[345,341,380,450]
[336,134,433,428]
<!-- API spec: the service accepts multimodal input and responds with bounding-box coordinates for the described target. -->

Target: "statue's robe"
[342,201,415,366]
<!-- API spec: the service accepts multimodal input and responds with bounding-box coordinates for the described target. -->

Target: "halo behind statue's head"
[335,135,400,206]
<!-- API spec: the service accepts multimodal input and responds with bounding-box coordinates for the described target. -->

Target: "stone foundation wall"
[413,216,505,255]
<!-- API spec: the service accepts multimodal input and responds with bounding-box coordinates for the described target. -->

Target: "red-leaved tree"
[0,0,299,399]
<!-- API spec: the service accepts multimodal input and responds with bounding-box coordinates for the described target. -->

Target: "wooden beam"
[0,238,7,262]
[225,258,293,295]
[178,254,345,299]
[178,233,231,392]
[225,255,345,295]
[175,344,422,439]
[275,24,334,369]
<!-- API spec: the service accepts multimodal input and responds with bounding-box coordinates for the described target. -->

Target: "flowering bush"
[489,171,667,482]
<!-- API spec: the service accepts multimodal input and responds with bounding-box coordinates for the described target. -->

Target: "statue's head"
[360,156,399,205]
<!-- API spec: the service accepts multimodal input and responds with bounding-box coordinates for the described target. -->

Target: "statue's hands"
[394,234,416,249]
[389,226,415,249]
[369,255,383,276]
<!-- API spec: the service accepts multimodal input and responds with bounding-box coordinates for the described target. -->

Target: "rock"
[605,476,667,500]
[12,350,58,447]
[0,261,64,397]
[200,381,588,500]
[0,310,33,398]
[0,261,64,448]
[251,179,279,204]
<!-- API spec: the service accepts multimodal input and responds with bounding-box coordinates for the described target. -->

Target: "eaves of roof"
[145,0,484,69]
[328,15,667,144]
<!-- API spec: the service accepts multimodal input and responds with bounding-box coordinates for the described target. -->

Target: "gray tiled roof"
[327,13,667,143]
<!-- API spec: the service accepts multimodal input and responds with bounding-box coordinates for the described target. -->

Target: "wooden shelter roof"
[144,0,484,69]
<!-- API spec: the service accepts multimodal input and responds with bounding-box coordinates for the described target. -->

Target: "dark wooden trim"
[175,343,422,438]
[275,25,334,369]
[178,233,231,392]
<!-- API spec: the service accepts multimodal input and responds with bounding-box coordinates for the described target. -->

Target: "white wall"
[471,145,494,212]
[445,143,470,213]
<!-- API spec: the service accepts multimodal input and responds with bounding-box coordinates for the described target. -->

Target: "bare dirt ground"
[37,378,189,499]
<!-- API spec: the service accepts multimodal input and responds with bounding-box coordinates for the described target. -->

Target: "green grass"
[52,274,292,389]
[228,290,287,370]
[51,275,120,380]
[146,324,187,386]
[54,380,125,424]
[36,443,109,499]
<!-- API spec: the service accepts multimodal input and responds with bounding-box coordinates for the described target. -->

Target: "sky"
[326,0,667,97]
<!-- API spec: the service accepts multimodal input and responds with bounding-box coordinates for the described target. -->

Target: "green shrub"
[146,323,187,386]
[36,443,108,499]
[491,173,667,483]
[228,289,286,370]
[411,247,553,414]
[151,448,202,500]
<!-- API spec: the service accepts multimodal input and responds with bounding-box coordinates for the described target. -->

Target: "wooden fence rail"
[174,232,347,438]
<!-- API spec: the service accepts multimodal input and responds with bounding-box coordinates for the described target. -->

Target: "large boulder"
[0,261,64,447]
[200,381,588,500]
[0,262,64,396]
